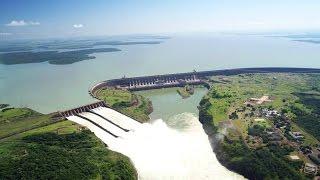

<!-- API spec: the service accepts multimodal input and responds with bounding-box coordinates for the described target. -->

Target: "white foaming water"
[68,109,244,179]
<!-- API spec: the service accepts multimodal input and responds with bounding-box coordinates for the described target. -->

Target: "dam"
[89,67,320,97]
[60,67,320,179]
[62,67,320,142]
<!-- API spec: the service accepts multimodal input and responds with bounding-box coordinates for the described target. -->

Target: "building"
[261,108,280,117]
[289,131,305,140]
[246,95,272,105]
[304,163,318,175]
[289,155,300,161]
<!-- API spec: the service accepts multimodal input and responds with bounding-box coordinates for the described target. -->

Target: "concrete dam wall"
[89,67,320,97]
[89,72,204,98]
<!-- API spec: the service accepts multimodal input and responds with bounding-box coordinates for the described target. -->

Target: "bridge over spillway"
[59,101,142,143]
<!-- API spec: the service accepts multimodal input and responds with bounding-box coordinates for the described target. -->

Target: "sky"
[1,0,320,39]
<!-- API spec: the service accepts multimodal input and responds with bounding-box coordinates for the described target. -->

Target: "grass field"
[0,108,58,139]
[96,88,152,122]
[95,88,133,107]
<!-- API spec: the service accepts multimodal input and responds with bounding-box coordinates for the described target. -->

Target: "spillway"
[66,107,142,142]
[66,107,243,179]
[92,107,142,130]
[79,112,127,138]
[67,115,117,144]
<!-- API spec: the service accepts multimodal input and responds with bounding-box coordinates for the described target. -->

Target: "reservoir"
[2,34,320,113]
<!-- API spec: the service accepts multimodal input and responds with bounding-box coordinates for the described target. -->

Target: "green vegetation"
[291,92,320,140]
[204,85,235,124]
[200,73,320,179]
[0,108,54,139]
[0,108,137,179]
[218,137,305,180]
[176,85,194,99]
[95,88,152,122]
[0,104,9,109]
[0,48,121,65]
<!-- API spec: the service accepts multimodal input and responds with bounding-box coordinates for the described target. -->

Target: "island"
[176,85,195,99]
[0,48,121,65]
[93,41,162,46]
[0,39,167,53]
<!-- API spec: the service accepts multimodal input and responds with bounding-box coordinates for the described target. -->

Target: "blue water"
[1,34,320,113]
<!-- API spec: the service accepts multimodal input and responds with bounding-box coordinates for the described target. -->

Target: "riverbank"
[199,73,320,179]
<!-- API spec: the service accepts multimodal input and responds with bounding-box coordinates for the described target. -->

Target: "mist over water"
[107,113,243,180]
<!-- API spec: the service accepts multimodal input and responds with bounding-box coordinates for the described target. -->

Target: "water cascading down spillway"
[66,107,244,180]
[66,107,141,143]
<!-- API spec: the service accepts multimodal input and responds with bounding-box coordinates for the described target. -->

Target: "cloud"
[6,20,40,26]
[29,21,40,26]
[6,20,26,26]
[73,24,84,28]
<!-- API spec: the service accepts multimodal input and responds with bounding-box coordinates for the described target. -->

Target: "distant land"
[268,33,320,45]
[93,41,162,46]
[0,48,121,65]
[286,34,320,39]
[39,40,163,50]
[0,37,168,52]
[293,39,320,44]
[0,46,34,52]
